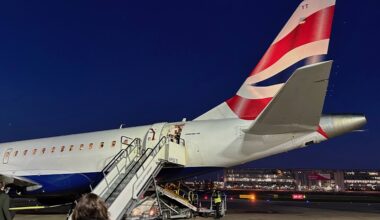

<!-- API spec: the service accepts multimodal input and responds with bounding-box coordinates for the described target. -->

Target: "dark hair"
[72,193,109,220]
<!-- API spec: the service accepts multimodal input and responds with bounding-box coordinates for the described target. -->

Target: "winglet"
[246,61,333,135]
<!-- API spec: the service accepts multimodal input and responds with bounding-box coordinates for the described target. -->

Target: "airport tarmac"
[13,200,380,220]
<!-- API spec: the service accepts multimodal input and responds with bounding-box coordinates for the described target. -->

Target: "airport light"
[250,194,256,202]
[292,194,306,200]
[239,194,256,202]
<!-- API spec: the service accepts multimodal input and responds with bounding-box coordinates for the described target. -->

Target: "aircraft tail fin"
[195,0,335,121]
[246,61,332,135]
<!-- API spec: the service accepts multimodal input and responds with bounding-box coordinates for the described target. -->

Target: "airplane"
[0,0,366,202]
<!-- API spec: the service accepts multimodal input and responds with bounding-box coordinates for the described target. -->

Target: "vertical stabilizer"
[196,0,335,121]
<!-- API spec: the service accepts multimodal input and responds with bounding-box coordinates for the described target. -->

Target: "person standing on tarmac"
[0,182,11,220]
[212,190,222,218]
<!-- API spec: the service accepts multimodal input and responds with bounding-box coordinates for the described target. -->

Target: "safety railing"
[106,136,167,202]
[101,137,140,174]
[179,138,185,146]
[95,137,142,198]
[167,136,186,146]
[131,137,167,195]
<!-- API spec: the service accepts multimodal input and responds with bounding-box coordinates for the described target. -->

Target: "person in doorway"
[0,182,11,220]
[174,130,181,144]
[72,193,109,220]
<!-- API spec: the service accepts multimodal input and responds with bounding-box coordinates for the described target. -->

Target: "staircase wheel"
[162,211,170,220]
[185,209,193,219]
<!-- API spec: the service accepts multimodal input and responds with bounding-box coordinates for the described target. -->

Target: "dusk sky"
[0,1,378,169]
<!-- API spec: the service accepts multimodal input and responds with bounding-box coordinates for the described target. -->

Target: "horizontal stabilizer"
[247,61,332,135]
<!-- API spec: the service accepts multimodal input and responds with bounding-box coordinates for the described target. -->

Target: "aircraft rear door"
[3,148,13,164]
[144,122,167,149]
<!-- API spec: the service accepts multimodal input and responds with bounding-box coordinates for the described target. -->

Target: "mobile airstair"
[68,122,188,220]
[95,136,168,220]
[67,136,168,220]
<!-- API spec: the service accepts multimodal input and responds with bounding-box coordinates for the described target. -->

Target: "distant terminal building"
[223,168,380,192]
[344,171,380,191]
[224,169,296,191]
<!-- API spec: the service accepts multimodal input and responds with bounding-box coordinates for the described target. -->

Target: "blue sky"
[0,1,378,169]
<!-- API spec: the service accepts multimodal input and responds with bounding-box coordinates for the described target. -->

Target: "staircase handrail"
[101,137,141,173]
[106,136,167,201]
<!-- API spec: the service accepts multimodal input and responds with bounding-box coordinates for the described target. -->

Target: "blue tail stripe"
[254,55,326,86]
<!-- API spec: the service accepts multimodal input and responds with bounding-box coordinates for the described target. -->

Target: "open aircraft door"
[144,122,167,149]
[3,148,13,164]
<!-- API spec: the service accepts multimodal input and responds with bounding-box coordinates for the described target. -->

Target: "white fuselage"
[0,119,325,181]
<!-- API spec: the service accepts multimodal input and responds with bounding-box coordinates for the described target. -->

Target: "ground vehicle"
[129,196,159,220]
[127,183,227,219]
[127,194,194,220]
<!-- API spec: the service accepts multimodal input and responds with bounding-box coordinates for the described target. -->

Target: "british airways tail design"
[0,0,366,200]
[196,0,335,121]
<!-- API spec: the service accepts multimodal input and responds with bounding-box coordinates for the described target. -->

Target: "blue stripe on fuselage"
[20,167,222,195]
[22,172,103,194]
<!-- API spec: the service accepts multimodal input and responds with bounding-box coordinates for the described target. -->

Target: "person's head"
[72,193,109,220]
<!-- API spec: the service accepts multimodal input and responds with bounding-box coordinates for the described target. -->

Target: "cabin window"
[32,149,37,155]
[23,150,28,156]
[111,141,116,147]
[42,148,46,154]
[100,142,104,148]
[89,143,94,150]
[51,147,56,153]
[80,144,84,151]
[69,145,74,151]
[61,146,65,152]
[14,151,18,157]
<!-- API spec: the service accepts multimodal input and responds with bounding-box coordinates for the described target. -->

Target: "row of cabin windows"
[11,140,117,158]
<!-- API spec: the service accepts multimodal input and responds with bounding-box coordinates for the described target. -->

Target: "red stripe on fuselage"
[317,125,329,139]
[250,6,335,76]
[226,96,272,120]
